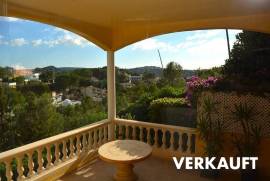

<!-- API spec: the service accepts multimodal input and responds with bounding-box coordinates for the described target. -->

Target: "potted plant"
[198,96,224,178]
[231,103,261,181]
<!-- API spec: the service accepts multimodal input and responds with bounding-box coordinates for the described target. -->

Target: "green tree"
[17,81,50,95]
[142,71,155,83]
[196,67,222,79]
[39,70,54,83]
[17,93,64,144]
[117,70,130,83]
[0,87,25,151]
[15,76,25,85]
[0,67,13,80]
[163,62,183,86]
[223,31,270,80]
[54,73,79,91]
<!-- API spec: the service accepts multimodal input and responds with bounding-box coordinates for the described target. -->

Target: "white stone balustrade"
[0,119,110,181]
[114,118,198,156]
[0,118,198,181]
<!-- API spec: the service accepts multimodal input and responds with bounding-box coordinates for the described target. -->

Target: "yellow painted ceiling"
[2,0,270,50]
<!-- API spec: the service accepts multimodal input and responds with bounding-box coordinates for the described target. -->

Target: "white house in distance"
[81,85,107,102]
[25,73,41,82]
[60,99,81,107]
[129,75,142,83]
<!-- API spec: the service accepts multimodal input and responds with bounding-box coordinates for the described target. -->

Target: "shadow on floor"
[59,156,240,181]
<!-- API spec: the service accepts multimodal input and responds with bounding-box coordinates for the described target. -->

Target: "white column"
[0,0,8,16]
[107,51,116,140]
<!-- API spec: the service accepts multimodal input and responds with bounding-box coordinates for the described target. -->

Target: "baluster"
[154,128,159,148]
[16,157,24,180]
[178,132,182,152]
[170,130,174,151]
[99,127,102,145]
[62,140,67,161]
[82,133,87,152]
[76,135,81,155]
[4,161,12,181]
[125,125,129,139]
[162,129,166,149]
[104,126,108,143]
[193,133,196,154]
[140,126,144,141]
[46,145,52,168]
[147,128,151,145]
[37,148,43,173]
[69,138,74,158]
[93,129,97,149]
[88,131,93,150]
[27,152,34,177]
[119,124,122,139]
[132,126,136,140]
[55,143,60,164]
[187,133,191,154]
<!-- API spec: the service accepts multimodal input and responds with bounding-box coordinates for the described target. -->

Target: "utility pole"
[226,29,231,60]
[157,49,164,78]
[157,49,164,69]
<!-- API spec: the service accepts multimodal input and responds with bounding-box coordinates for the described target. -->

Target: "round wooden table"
[98,140,152,181]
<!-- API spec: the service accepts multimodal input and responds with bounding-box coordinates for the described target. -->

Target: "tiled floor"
[59,156,240,181]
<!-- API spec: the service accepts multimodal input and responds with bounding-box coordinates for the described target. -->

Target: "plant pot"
[241,169,258,181]
[200,169,220,179]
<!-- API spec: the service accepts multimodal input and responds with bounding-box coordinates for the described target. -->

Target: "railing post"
[107,51,116,141]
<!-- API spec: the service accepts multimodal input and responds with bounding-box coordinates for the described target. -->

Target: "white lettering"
[194,157,204,169]
[185,157,193,169]
[173,157,185,169]
[249,157,258,169]
[242,157,249,169]
[172,157,258,170]
[205,157,216,169]
[217,157,229,169]
[230,157,240,170]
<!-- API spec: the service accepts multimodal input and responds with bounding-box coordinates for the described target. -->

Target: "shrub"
[157,86,184,98]
[149,98,188,121]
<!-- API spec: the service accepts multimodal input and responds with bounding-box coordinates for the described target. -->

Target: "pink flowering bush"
[186,76,219,107]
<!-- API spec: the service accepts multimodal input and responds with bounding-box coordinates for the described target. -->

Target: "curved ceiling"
[1,0,270,51]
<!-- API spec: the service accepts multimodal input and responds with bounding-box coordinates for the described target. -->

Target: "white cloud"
[13,64,26,70]
[131,29,242,69]
[0,27,97,48]
[186,38,227,54]
[32,39,43,47]
[32,27,96,48]
[175,38,230,69]
[10,38,28,46]
[0,17,21,22]
[229,29,242,34]
[131,30,231,52]
[0,35,8,45]
[186,30,223,41]
[132,38,177,52]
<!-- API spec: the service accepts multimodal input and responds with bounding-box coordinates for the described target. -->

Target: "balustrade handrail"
[0,119,109,161]
[115,118,198,133]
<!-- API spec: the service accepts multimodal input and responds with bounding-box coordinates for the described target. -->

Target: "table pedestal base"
[114,163,137,181]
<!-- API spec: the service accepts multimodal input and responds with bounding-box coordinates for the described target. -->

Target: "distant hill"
[127,66,162,76]
[126,66,196,78]
[34,66,196,78]
[34,66,82,73]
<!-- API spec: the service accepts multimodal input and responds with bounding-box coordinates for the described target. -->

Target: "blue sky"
[0,17,241,70]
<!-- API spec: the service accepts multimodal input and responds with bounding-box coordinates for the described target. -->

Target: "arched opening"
[1,7,270,180]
